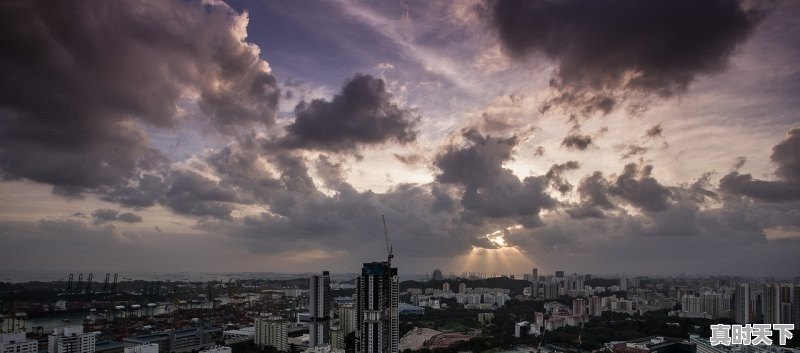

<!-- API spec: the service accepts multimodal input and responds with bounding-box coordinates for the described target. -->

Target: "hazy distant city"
[1,0,799,353]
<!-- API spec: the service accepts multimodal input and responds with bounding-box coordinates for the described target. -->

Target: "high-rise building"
[356,261,398,353]
[331,326,344,350]
[531,268,539,298]
[338,303,357,334]
[555,271,564,278]
[588,296,603,317]
[681,294,701,314]
[793,284,800,326]
[431,269,443,281]
[309,271,332,347]
[48,326,97,353]
[734,283,750,324]
[1,332,38,353]
[254,315,288,352]
[572,298,586,316]
[764,283,793,324]
[619,275,627,292]
[442,282,450,292]
[458,283,467,294]
[544,282,560,300]
[700,292,722,318]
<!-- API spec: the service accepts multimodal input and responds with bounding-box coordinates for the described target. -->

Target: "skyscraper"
[309,271,332,347]
[531,268,539,298]
[356,262,398,353]
[735,283,750,324]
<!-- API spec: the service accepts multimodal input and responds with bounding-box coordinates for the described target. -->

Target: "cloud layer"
[489,0,762,115]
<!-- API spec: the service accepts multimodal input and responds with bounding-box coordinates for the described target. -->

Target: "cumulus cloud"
[720,127,800,201]
[488,0,762,115]
[0,0,279,197]
[435,129,556,227]
[277,74,419,152]
[567,171,616,219]
[610,164,673,212]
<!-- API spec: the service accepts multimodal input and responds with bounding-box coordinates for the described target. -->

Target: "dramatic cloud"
[567,171,616,219]
[162,169,244,220]
[720,127,800,201]
[278,75,419,152]
[91,209,143,225]
[489,0,762,115]
[435,129,555,227]
[610,164,672,212]
[0,0,279,196]
[1,0,798,276]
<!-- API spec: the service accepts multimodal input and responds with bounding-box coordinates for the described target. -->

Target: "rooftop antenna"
[382,214,393,264]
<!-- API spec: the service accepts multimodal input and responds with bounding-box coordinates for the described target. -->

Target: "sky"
[0,0,799,277]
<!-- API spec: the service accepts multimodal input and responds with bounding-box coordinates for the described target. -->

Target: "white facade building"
[48,326,97,353]
[2,332,38,353]
[255,315,288,352]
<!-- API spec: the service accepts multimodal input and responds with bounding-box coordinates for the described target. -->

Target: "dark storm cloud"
[545,161,580,194]
[505,195,800,276]
[561,134,593,151]
[435,129,556,227]
[99,174,169,208]
[489,0,762,115]
[686,172,718,203]
[278,75,419,152]
[162,169,243,220]
[91,209,143,225]
[720,127,800,201]
[566,171,615,219]
[610,164,672,212]
[0,0,279,196]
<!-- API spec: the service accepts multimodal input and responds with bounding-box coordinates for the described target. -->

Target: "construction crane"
[103,273,110,294]
[382,215,393,265]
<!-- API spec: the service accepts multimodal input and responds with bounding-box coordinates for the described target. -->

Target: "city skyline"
[1,0,800,276]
